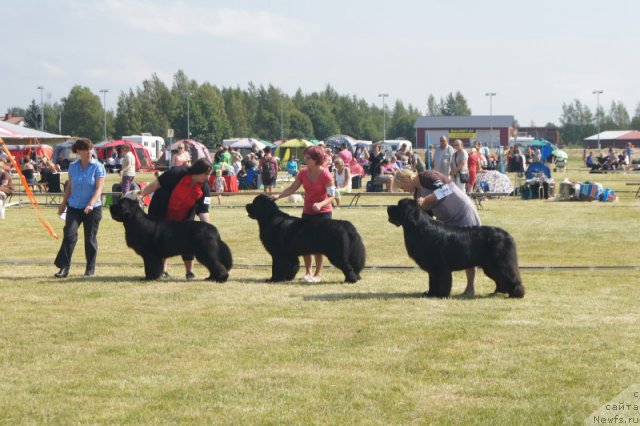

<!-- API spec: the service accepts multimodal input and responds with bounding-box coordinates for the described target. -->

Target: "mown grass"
[0,166,639,424]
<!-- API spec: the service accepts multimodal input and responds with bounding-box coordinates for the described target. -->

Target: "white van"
[122,133,166,162]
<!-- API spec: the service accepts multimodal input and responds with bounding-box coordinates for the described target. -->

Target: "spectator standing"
[467,147,482,192]
[53,139,106,278]
[172,143,191,167]
[259,147,278,194]
[434,136,455,176]
[119,144,136,194]
[338,143,353,165]
[450,139,469,192]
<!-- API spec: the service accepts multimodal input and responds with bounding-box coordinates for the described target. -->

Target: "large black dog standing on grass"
[110,193,233,281]
[246,194,365,282]
[387,198,525,298]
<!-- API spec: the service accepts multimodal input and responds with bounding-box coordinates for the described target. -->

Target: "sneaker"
[186,272,195,280]
[302,275,321,283]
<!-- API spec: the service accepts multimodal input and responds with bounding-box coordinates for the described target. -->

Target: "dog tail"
[218,240,233,271]
[349,230,366,274]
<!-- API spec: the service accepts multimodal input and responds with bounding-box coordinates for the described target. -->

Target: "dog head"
[246,194,280,220]
[109,191,144,223]
[387,198,423,227]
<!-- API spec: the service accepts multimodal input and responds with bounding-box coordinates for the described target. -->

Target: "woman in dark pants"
[138,159,213,280]
[54,138,106,278]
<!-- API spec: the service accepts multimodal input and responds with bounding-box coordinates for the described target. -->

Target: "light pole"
[186,91,190,139]
[37,85,45,131]
[485,92,496,150]
[280,96,284,141]
[99,89,108,140]
[378,93,388,142]
[593,90,603,151]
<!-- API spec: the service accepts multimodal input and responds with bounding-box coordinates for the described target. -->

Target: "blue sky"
[2,0,638,127]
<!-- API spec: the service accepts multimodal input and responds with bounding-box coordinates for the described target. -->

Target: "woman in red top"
[467,147,482,192]
[274,146,335,282]
[138,159,213,280]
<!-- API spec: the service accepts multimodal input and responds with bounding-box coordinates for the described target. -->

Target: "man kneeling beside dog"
[389,169,525,298]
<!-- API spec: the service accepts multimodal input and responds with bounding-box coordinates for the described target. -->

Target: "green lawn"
[1,165,639,424]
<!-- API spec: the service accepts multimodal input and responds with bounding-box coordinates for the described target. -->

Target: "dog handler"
[393,168,480,296]
[272,145,335,283]
[54,138,106,278]
[138,158,213,280]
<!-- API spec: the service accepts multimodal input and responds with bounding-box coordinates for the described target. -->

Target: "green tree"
[223,87,250,137]
[426,94,438,116]
[299,97,339,140]
[288,108,313,138]
[558,99,595,144]
[114,90,142,138]
[137,73,175,138]
[24,100,41,129]
[193,83,232,146]
[61,86,103,140]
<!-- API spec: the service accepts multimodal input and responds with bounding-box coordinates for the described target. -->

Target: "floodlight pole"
[593,90,603,151]
[37,85,45,131]
[378,93,388,142]
[485,92,496,150]
[99,89,108,140]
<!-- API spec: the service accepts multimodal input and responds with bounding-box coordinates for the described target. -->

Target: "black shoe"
[54,268,69,278]
[84,270,95,277]
[186,272,195,280]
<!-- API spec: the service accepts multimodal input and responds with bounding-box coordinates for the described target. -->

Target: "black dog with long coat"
[387,198,525,298]
[246,194,365,282]
[110,195,233,281]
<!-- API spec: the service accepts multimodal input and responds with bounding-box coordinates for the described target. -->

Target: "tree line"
[8,70,640,147]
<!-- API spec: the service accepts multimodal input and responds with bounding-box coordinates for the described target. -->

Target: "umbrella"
[476,170,514,195]
[230,138,266,150]
[525,162,551,179]
[552,149,568,160]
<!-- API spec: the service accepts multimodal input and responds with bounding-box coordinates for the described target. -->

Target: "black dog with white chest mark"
[387,198,525,298]
[246,194,365,283]
[110,194,232,282]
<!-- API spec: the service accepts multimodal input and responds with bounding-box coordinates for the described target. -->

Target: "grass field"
[1,157,639,424]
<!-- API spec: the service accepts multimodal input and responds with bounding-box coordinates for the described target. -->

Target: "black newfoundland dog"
[110,194,233,282]
[246,194,365,282]
[387,198,525,298]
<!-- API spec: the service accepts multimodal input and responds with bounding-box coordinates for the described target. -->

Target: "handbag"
[459,172,469,183]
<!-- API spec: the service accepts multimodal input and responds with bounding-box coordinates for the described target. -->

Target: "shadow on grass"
[303,291,504,302]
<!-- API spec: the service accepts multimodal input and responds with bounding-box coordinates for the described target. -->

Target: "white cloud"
[43,61,66,77]
[91,0,313,45]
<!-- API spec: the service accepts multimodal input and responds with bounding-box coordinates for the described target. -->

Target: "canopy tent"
[275,139,314,163]
[230,138,267,150]
[325,135,357,153]
[476,170,514,195]
[525,162,552,179]
[154,139,212,169]
[0,121,70,142]
[95,140,154,171]
[5,144,54,164]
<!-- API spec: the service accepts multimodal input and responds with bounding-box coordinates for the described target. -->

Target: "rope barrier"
[1,260,639,271]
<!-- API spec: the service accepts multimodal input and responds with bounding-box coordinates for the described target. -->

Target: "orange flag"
[1,138,58,239]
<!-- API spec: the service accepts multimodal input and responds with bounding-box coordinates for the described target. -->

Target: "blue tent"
[525,162,551,179]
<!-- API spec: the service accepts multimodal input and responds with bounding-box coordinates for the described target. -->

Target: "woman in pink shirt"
[274,145,335,282]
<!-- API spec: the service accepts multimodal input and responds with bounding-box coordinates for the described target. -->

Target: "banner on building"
[448,129,477,139]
